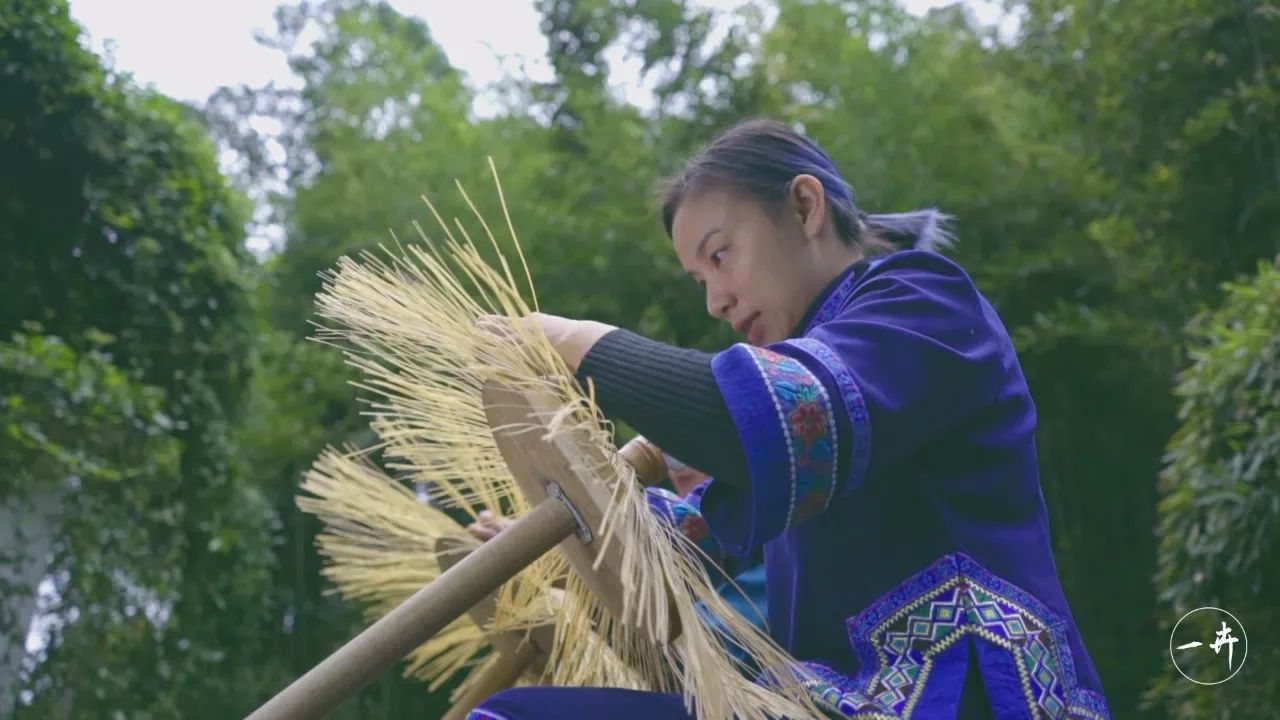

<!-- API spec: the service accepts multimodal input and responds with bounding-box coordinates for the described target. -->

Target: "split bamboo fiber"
[297,160,829,720]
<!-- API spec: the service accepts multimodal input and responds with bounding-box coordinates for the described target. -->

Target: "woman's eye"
[711,248,728,266]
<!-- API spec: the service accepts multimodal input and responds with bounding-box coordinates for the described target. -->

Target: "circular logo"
[1169,607,1248,685]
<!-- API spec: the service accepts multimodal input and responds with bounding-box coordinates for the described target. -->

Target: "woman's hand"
[477,312,616,372]
[466,510,515,542]
[667,463,710,499]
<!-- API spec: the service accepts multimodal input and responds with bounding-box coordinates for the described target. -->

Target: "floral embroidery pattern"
[678,513,711,544]
[788,338,871,496]
[645,487,721,558]
[797,554,1111,719]
[745,347,838,528]
[790,402,827,443]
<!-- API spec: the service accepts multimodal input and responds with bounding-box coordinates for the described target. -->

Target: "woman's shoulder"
[862,248,975,285]
[843,250,1018,369]
[801,250,998,339]
[846,249,988,311]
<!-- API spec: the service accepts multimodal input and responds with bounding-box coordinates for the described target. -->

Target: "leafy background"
[1,0,1277,717]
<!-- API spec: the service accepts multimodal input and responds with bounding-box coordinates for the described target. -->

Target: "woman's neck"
[810,242,865,291]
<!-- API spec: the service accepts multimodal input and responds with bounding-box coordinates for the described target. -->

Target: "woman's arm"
[575,329,749,486]
[479,312,752,485]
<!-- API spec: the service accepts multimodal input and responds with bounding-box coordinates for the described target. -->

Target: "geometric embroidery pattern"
[802,261,871,334]
[799,554,1111,719]
[745,346,839,528]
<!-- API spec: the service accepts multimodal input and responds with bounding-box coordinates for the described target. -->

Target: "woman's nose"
[705,285,734,320]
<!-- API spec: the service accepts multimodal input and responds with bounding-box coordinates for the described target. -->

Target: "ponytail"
[861,208,955,251]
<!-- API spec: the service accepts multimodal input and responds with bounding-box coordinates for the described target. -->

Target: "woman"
[467,119,1110,719]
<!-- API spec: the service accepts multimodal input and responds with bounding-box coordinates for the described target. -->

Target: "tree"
[1001,1,1280,709]
[0,332,179,713]
[1145,259,1280,718]
[1,1,276,715]
[205,2,493,715]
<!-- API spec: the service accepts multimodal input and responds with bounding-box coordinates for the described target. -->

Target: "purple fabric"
[469,250,1110,719]
[697,250,1108,716]
[645,486,724,570]
[702,343,849,554]
[465,688,694,720]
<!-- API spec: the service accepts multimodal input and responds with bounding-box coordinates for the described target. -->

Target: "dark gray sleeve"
[574,329,748,486]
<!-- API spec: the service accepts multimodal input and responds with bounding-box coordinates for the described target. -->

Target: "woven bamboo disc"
[480,381,681,643]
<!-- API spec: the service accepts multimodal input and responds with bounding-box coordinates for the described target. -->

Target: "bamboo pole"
[244,497,578,720]
[617,435,667,487]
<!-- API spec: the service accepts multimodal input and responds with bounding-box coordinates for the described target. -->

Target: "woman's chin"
[757,328,785,346]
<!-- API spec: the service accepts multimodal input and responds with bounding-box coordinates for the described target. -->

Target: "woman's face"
[671,183,829,345]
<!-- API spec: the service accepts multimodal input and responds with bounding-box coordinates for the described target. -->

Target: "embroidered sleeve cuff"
[788,337,872,497]
[699,339,871,555]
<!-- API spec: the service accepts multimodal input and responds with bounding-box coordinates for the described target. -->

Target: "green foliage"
[1,332,177,494]
[1159,261,1280,606]
[5,0,1279,715]
[998,3,1280,709]
[1,0,277,715]
[0,330,181,711]
[236,0,478,334]
[207,3,482,713]
[1145,260,1280,718]
[0,331,182,684]
[1009,0,1280,302]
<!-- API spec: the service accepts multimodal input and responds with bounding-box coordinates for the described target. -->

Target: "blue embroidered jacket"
[652,250,1110,719]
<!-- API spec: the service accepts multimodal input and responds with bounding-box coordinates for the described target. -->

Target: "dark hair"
[659,118,953,254]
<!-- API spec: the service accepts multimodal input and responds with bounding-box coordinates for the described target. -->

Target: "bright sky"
[66,0,1009,110]
[63,0,1010,254]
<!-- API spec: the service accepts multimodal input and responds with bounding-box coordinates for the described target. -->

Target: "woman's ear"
[788,174,827,240]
